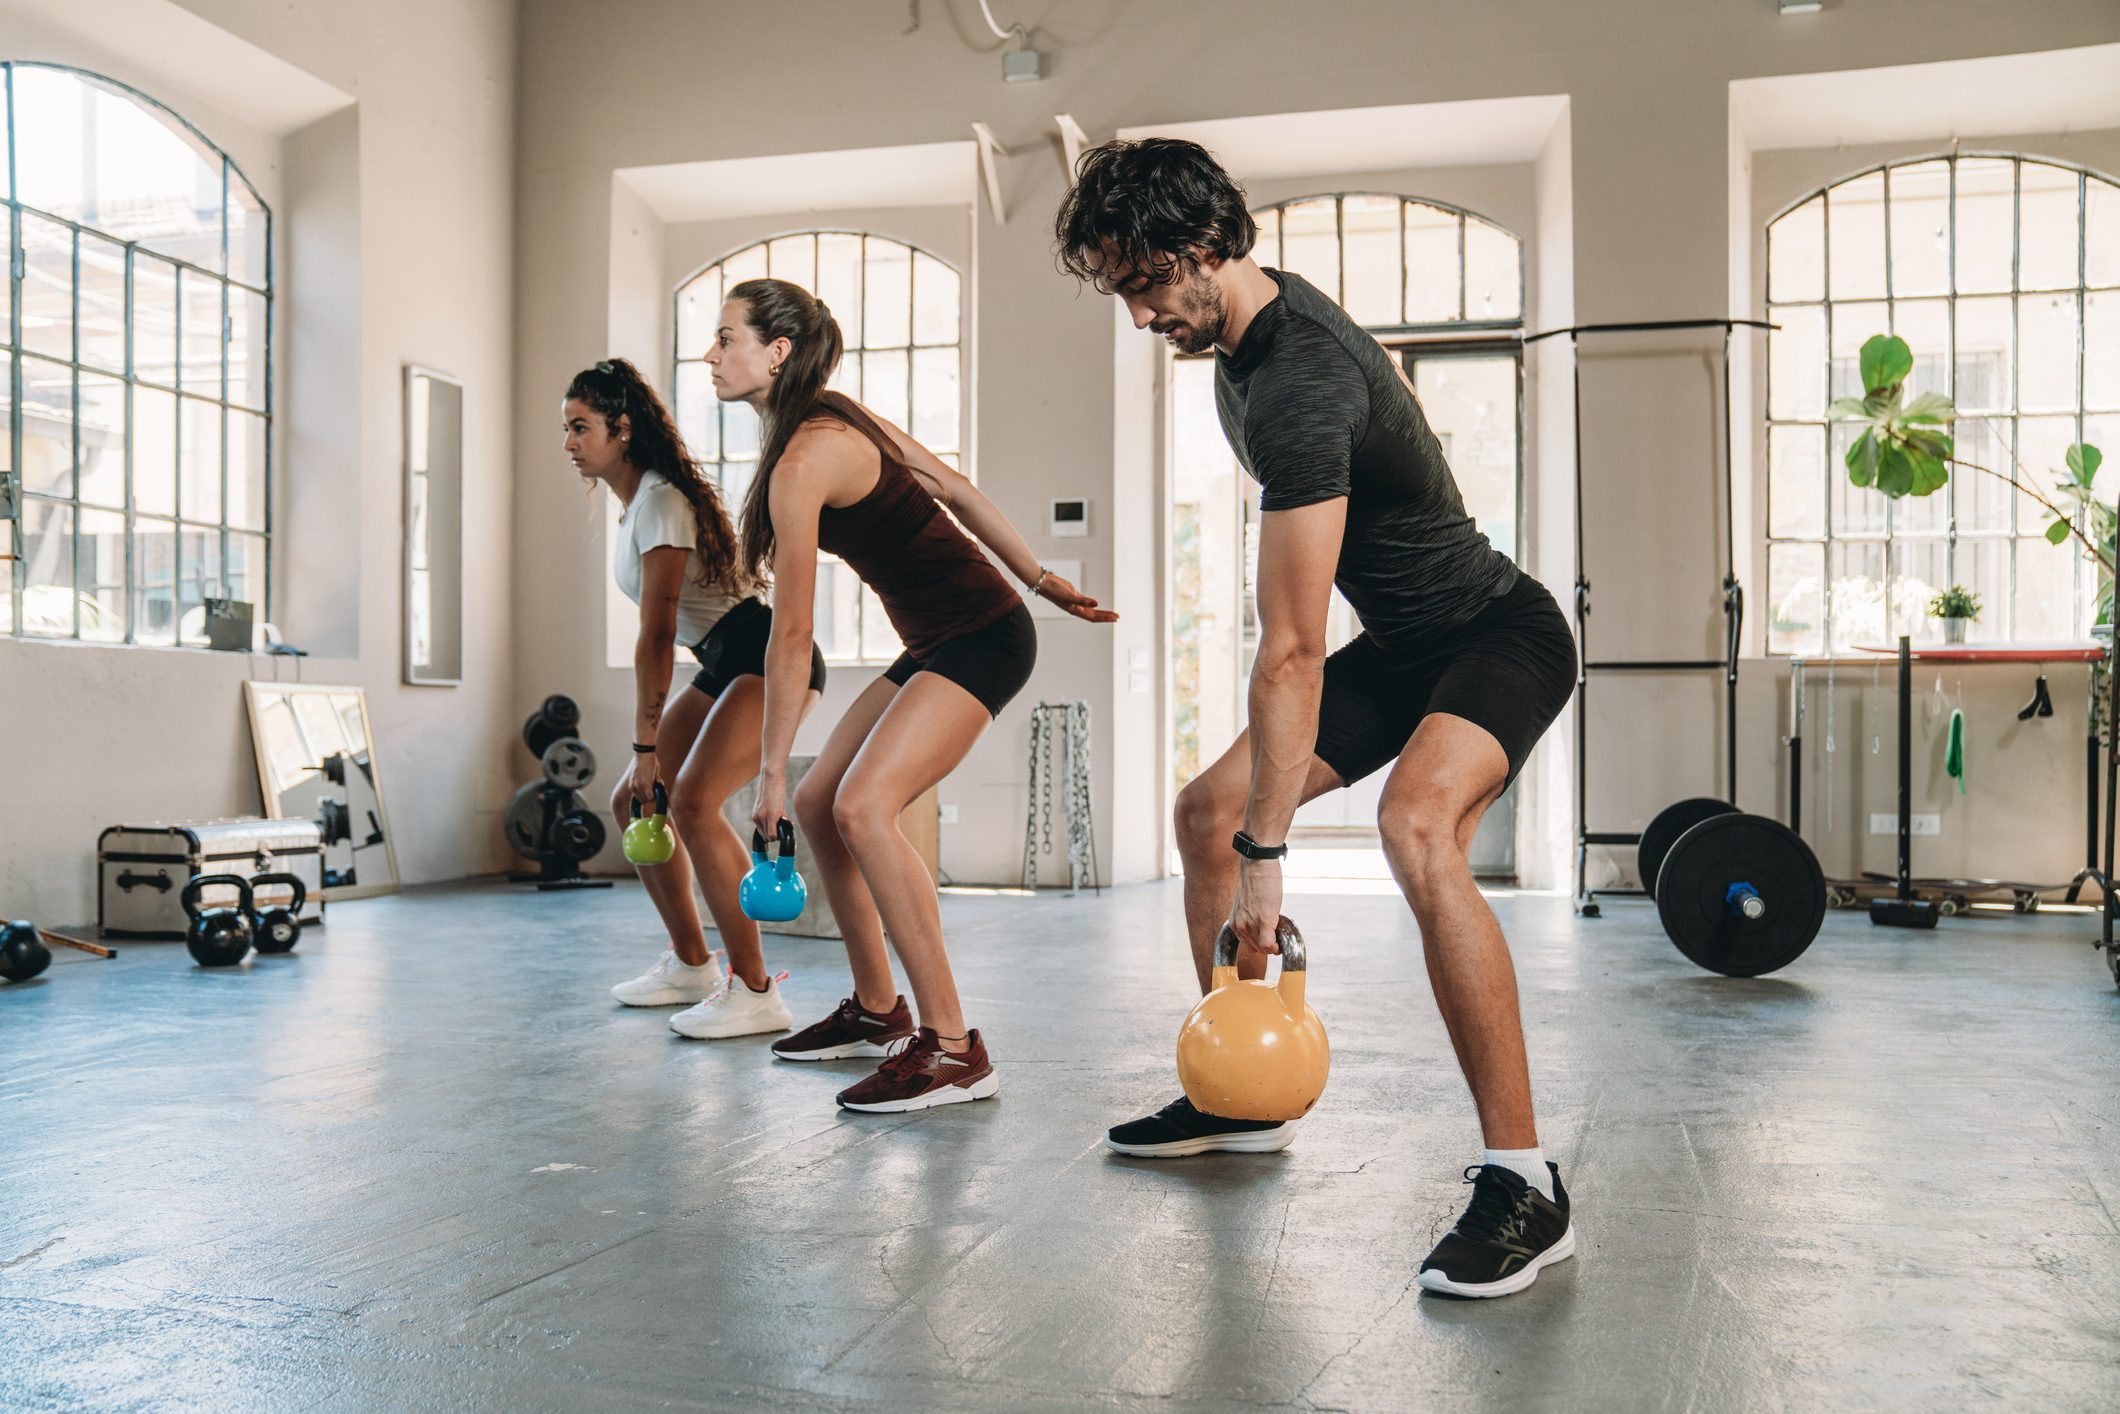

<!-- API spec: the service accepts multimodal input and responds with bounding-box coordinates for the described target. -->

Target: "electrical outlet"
[938,804,959,825]
[1870,813,1942,836]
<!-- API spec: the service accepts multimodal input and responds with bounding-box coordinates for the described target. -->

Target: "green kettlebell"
[623,781,677,866]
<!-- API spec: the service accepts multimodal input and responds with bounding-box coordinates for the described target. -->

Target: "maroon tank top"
[807,393,1021,660]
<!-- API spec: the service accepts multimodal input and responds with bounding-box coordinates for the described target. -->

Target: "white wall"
[508,0,2120,892]
[0,0,521,923]
[15,2,2114,921]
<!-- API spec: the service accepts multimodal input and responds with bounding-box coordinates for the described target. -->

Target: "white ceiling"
[1732,43,2120,153]
[616,141,980,225]
[1117,94,1571,182]
[2,0,351,137]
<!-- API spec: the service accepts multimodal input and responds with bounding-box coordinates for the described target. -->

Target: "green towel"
[1945,708,1967,794]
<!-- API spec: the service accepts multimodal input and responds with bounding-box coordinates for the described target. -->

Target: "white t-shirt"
[613,472,750,648]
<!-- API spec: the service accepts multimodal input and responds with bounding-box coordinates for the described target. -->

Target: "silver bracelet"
[1030,567,1053,594]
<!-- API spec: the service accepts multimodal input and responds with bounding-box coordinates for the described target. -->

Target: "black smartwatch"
[1231,830,1288,861]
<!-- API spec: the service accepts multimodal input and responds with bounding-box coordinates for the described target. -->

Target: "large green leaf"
[1859,334,1913,397]
[1907,428,1954,464]
[1876,442,1915,497]
[1902,391,1956,425]
[2067,443,2104,486]
[1827,397,1872,419]
[1846,427,1881,487]
[1909,445,1949,496]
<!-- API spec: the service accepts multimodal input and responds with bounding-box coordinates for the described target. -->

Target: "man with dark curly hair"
[1056,138,1579,1299]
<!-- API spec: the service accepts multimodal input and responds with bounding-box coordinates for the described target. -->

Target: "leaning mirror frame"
[242,681,403,900]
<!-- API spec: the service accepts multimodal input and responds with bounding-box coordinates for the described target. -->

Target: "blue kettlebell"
[740,818,807,923]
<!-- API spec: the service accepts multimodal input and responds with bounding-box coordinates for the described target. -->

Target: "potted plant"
[1828,334,2109,624]
[1927,585,1980,644]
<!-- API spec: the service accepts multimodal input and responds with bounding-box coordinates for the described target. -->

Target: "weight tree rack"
[1524,317,1775,916]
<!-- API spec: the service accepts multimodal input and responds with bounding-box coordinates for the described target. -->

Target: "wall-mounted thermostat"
[1050,498,1089,538]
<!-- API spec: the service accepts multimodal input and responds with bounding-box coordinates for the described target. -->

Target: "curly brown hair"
[566,357,753,596]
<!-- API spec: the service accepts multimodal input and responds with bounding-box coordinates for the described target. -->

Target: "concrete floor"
[4,879,2119,1412]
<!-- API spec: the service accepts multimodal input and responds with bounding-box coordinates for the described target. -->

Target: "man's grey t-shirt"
[1214,268,1518,660]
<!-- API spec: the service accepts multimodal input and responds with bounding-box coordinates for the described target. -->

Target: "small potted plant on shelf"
[1927,585,1980,644]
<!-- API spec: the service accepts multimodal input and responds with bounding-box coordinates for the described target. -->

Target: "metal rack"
[1524,317,1775,915]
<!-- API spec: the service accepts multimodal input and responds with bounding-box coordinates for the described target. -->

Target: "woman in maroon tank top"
[709,277,1116,1115]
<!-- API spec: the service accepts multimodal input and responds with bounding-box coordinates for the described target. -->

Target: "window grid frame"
[1765,152,2118,655]
[670,229,962,665]
[1248,192,1527,337]
[3,61,274,647]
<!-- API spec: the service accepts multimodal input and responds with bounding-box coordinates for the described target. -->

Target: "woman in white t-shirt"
[563,358,827,1040]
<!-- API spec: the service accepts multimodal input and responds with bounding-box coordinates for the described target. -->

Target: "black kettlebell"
[1,920,52,983]
[249,872,308,954]
[181,874,255,968]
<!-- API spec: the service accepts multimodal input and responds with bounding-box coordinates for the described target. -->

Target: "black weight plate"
[503,784,594,857]
[523,694,582,759]
[553,811,606,862]
[1655,812,1825,977]
[540,736,597,790]
[1638,797,1738,894]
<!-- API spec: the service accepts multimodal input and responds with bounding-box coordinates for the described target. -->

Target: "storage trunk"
[99,819,326,939]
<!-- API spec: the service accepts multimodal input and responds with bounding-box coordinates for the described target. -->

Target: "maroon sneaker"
[772,994,914,1061]
[835,1028,999,1113]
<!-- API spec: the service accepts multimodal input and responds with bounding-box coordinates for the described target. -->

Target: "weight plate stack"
[1637,797,1738,895]
[1655,812,1827,977]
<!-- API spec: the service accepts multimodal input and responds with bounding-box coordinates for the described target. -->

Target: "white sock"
[1483,1146,1553,1201]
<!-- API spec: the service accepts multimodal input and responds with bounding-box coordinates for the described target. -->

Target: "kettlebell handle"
[750,818,797,859]
[181,873,255,919]
[1211,917,1306,973]
[631,780,670,821]
[249,871,307,914]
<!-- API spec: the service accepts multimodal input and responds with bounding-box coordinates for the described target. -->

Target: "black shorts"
[690,597,827,699]
[1315,574,1575,790]
[883,602,1037,718]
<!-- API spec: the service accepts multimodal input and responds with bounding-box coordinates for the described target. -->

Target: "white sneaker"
[610,949,725,1007]
[670,972,795,1040]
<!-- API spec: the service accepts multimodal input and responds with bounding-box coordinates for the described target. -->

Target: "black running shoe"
[1416,1163,1575,1298]
[1103,1095,1297,1158]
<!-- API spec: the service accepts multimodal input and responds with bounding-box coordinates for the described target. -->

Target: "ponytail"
[728,278,845,581]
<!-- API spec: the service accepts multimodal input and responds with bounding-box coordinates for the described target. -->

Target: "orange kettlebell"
[1175,917,1330,1122]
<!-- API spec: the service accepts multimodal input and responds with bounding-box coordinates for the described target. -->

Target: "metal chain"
[1022,701,1099,893]
[1021,712,1055,890]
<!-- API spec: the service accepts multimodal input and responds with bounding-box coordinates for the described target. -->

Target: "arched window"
[1765,154,2120,654]
[672,232,962,662]
[1253,193,1523,330]
[3,63,272,645]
